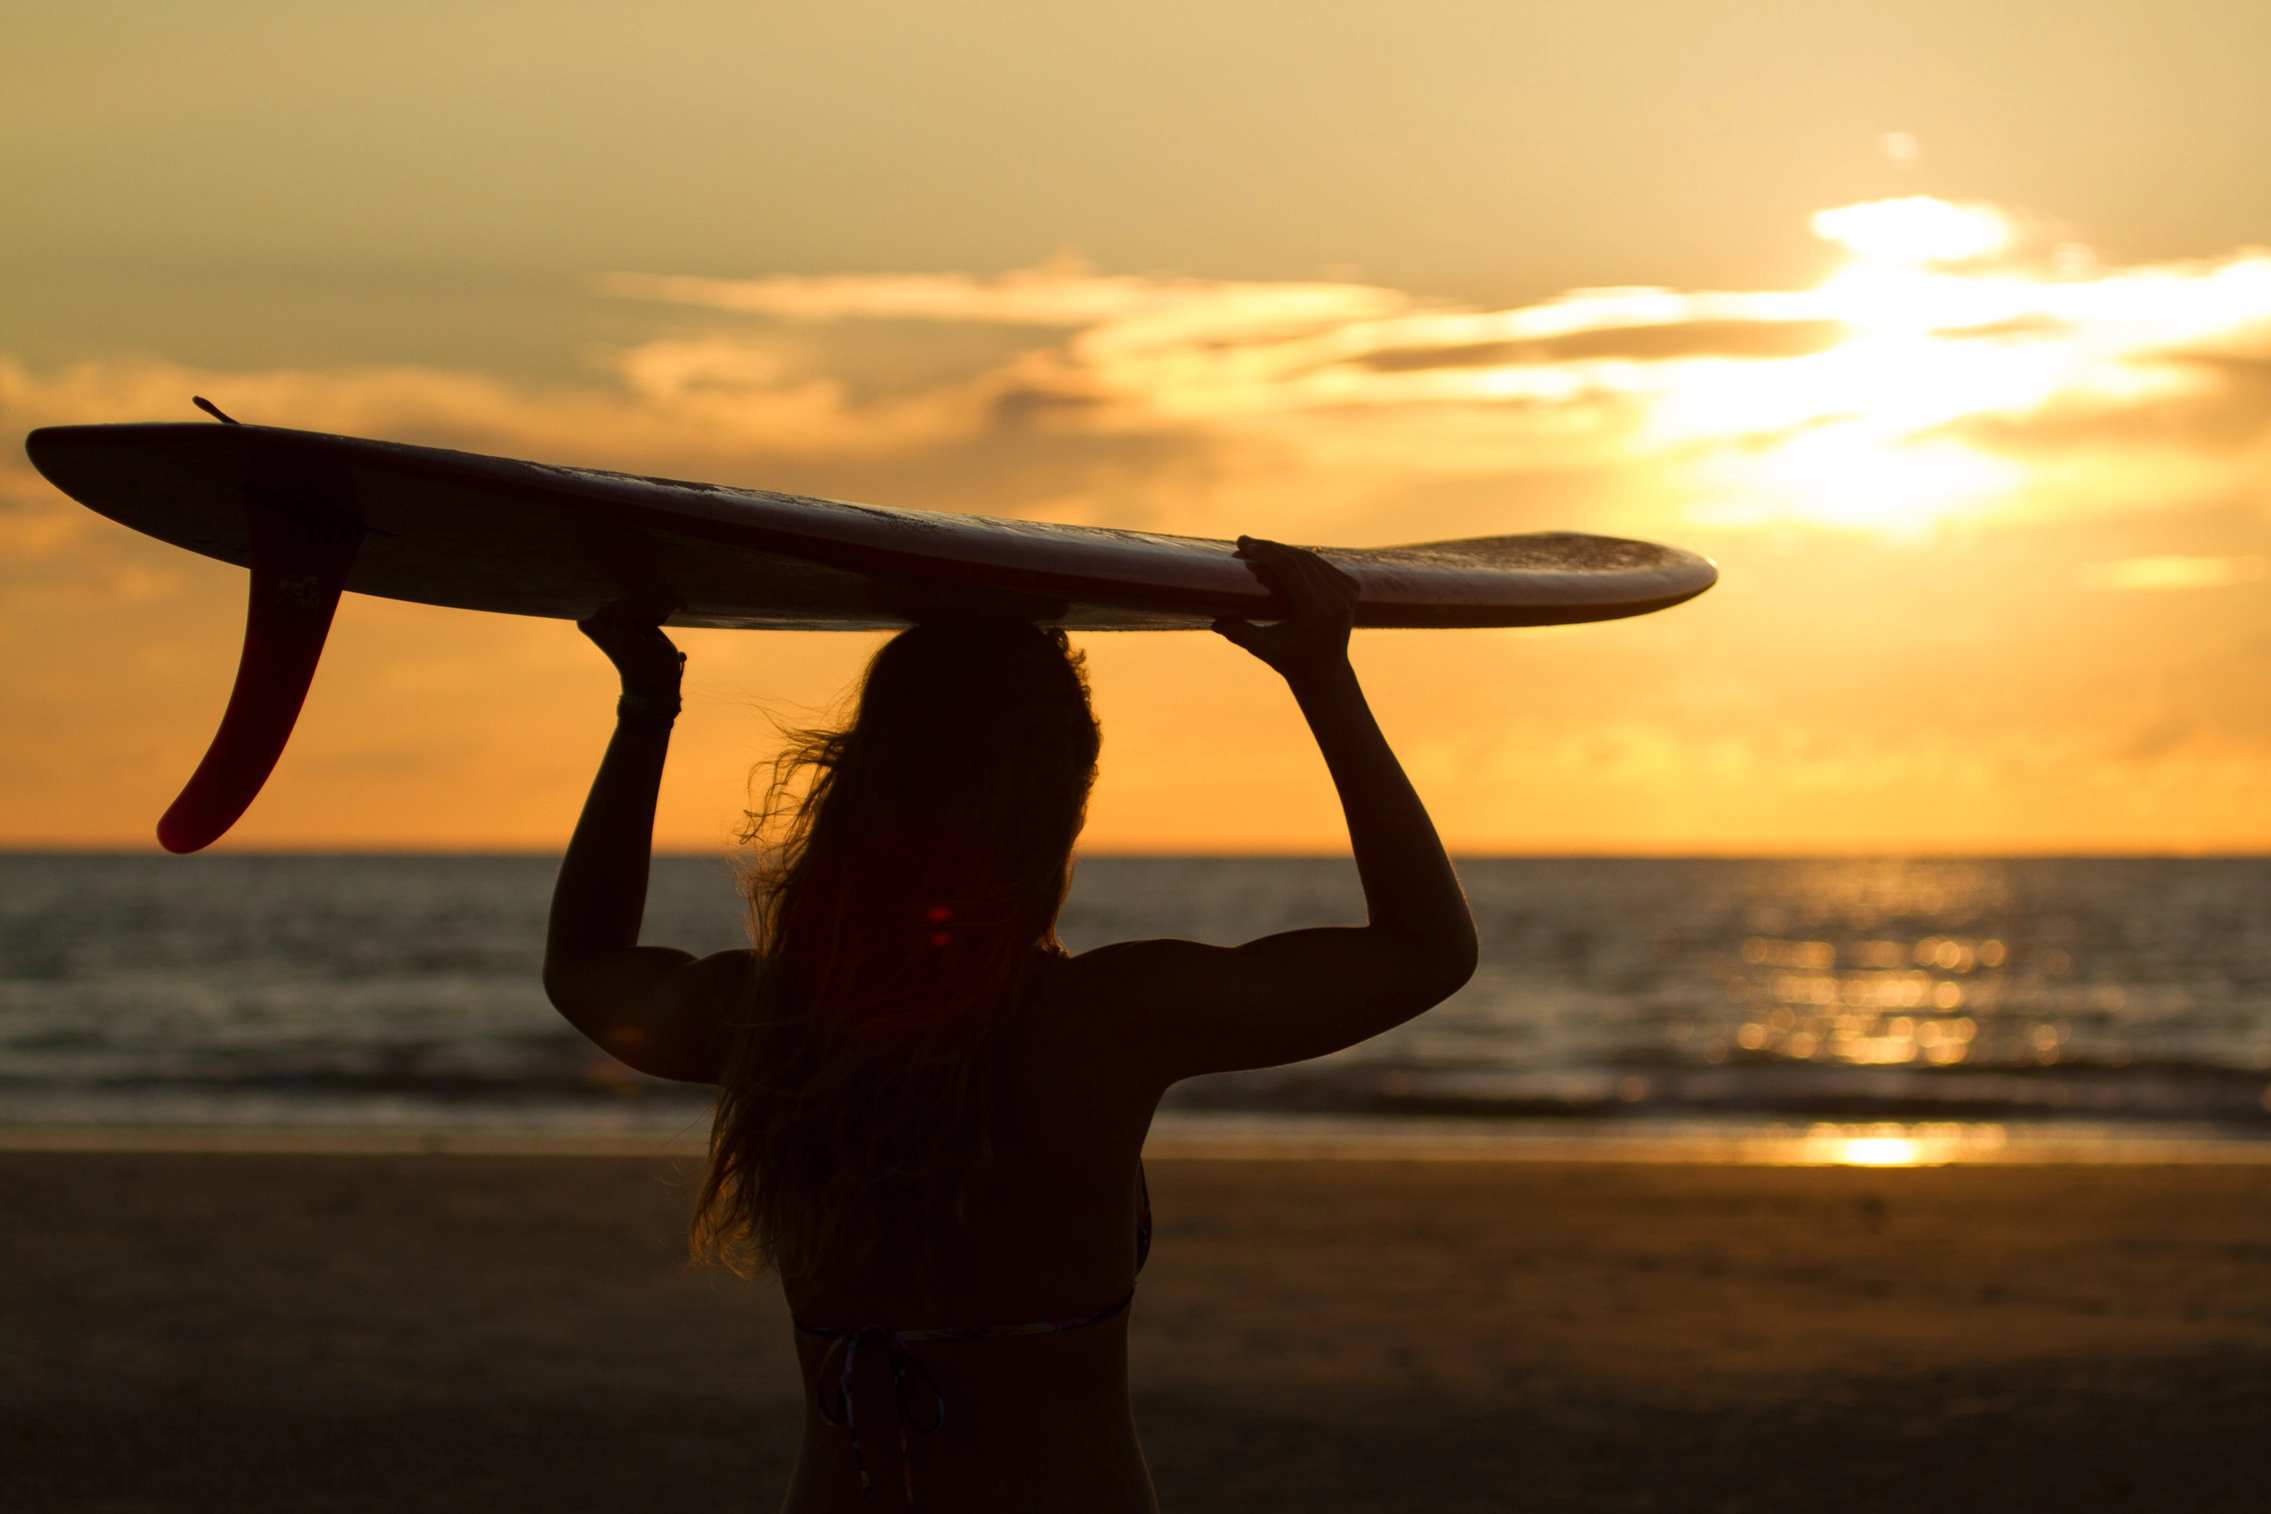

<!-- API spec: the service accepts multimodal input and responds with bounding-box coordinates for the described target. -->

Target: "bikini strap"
[1136,1160,1152,1274]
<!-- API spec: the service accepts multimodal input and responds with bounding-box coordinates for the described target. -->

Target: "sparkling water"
[4,854,2269,1134]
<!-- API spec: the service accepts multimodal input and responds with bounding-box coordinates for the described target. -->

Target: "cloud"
[596,260,1412,332]
[599,215,2271,541]
[1357,319,1849,370]
[2076,554,2267,591]
[12,196,2271,555]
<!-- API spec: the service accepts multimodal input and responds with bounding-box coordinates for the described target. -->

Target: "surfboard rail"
[24,420,1719,849]
[27,422,1717,630]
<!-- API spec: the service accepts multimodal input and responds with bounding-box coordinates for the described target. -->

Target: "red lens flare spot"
[924,905,953,922]
[928,931,952,947]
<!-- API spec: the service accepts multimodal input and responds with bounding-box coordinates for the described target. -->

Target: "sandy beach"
[5,1151,2269,1513]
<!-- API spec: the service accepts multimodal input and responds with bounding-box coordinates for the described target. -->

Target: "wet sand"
[5,1152,2269,1513]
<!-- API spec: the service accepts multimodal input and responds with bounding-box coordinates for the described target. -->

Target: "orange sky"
[5,1,2271,853]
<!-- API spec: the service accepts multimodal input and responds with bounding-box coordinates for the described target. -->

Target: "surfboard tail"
[157,494,362,854]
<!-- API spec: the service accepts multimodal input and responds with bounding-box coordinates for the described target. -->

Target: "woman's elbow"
[1397,928,1478,1010]
[1432,933,1481,1003]
[541,959,595,1020]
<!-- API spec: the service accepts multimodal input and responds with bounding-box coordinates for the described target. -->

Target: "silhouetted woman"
[544,539,1477,1512]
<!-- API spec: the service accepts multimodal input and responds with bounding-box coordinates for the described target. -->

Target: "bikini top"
[791,1164,1152,1503]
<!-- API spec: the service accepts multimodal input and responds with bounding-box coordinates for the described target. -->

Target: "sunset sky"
[6,0,2271,853]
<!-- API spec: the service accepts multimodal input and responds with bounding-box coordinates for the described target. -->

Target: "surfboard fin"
[157,493,362,853]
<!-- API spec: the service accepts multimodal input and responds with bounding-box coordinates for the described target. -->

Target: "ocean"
[4,853,2270,1147]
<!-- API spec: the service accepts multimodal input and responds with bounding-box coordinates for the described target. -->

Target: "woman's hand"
[1211,537,1360,684]
[578,602,686,696]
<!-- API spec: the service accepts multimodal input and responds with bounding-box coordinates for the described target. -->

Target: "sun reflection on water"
[1680,860,2147,1080]
[1834,1136,1920,1166]
[1793,1122,2010,1166]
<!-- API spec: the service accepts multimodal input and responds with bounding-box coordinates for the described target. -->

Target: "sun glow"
[2077,554,2268,591]
[1812,197,2015,265]
[10,196,2267,561]
[1793,1124,2011,1167]
[12,203,2270,564]
[1837,1137,1922,1166]
[579,195,2271,540]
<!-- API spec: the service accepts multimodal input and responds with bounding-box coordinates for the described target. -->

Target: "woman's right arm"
[543,612,744,1085]
[1102,538,1479,1082]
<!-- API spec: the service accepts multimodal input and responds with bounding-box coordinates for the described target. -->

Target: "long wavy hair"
[692,621,1101,1282]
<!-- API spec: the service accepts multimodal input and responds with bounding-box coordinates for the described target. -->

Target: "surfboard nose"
[156,493,362,853]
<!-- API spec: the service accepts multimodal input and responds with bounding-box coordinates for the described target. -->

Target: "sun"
[1811,197,2015,266]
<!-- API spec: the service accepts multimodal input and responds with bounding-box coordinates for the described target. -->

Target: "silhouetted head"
[695,620,1100,1277]
[776,620,1100,1034]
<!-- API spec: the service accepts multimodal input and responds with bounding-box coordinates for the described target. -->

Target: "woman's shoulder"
[1041,937,1206,999]
[1006,945,1187,1112]
[1021,937,1227,1056]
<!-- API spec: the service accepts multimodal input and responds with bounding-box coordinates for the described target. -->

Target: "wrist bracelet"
[617,689,681,728]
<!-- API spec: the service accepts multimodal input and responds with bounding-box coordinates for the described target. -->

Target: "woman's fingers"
[578,619,667,663]
[1236,537,1328,604]
[1217,535,1359,680]
[585,587,680,624]
[1236,537,1355,622]
[1291,556,1357,618]
[1212,616,1263,649]
[578,593,681,652]
[577,612,685,691]
[1231,536,1278,585]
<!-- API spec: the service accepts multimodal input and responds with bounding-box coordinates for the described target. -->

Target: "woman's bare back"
[774,952,1166,1512]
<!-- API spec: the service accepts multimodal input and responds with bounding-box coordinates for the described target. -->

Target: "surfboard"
[25,418,1718,851]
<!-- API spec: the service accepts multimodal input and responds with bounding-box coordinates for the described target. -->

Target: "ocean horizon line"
[9,846,2271,862]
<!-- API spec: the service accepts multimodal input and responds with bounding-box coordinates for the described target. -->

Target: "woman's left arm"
[543,613,744,1084]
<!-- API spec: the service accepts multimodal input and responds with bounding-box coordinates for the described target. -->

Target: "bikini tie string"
[795,1177,1146,1503]
[796,1289,1135,1504]
[812,1325,947,1503]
